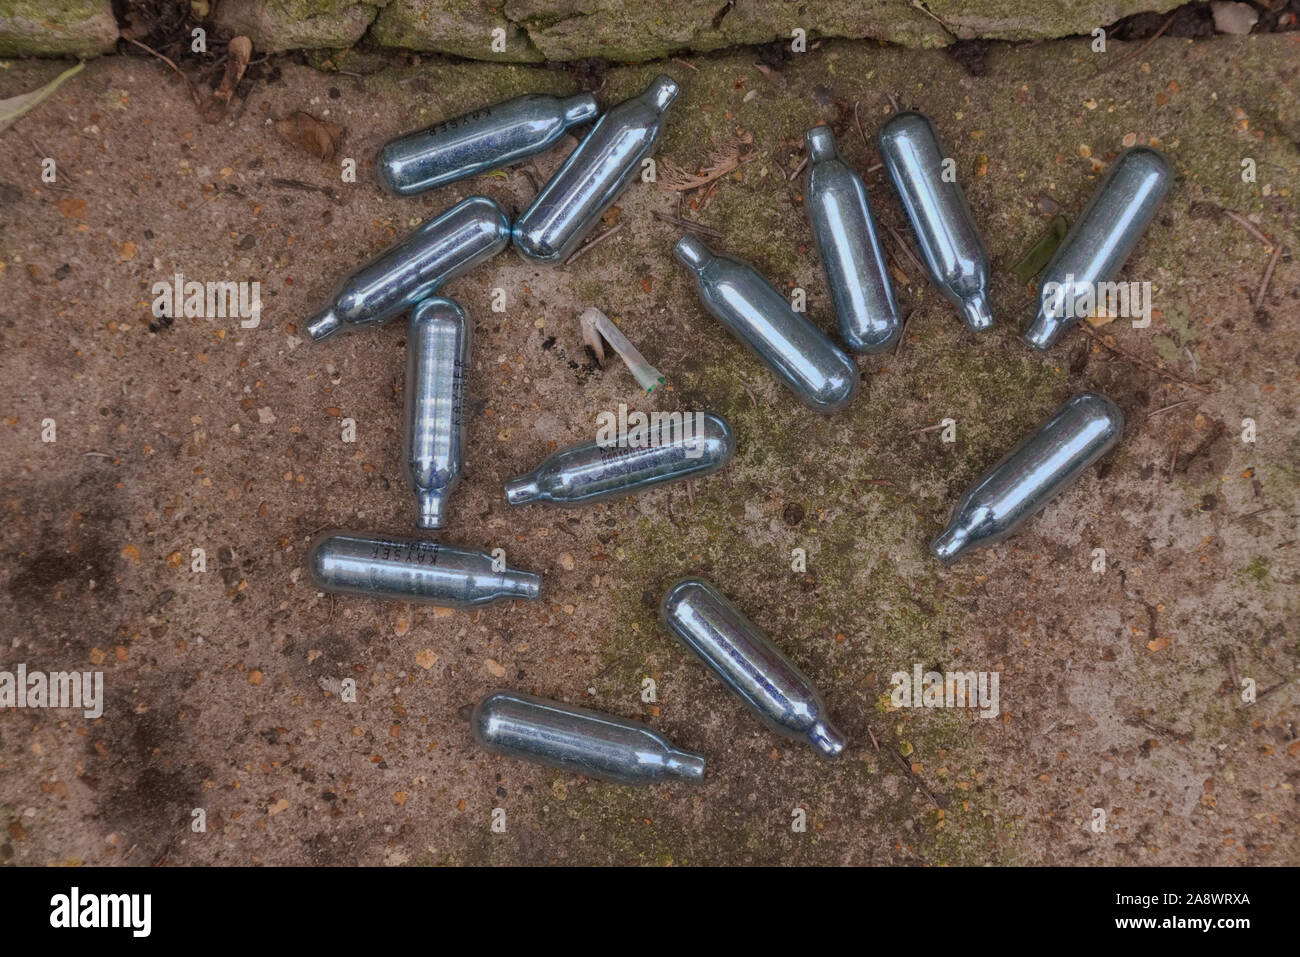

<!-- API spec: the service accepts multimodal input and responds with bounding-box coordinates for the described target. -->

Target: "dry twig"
[564,224,623,266]
[1221,209,1274,247]
[125,36,201,106]
[1147,400,1190,418]
[1254,242,1285,309]
[1077,323,1211,393]
[1098,13,1176,75]
[651,210,724,238]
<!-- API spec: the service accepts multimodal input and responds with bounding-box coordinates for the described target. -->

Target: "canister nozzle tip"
[564,93,600,125]
[961,292,995,332]
[416,490,448,529]
[647,75,680,111]
[502,570,542,600]
[930,525,970,565]
[810,721,847,759]
[1022,310,1062,350]
[307,308,342,342]
[504,475,541,506]
[673,234,712,270]
[666,750,707,782]
[805,125,836,162]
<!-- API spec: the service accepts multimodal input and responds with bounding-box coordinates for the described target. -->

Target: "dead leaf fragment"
[753,62,787,89]
[201,36,251,124]
[275,111,344,162]
[59,197,86,219]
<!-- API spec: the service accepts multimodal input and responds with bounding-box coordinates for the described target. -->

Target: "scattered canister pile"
[299,75,1171,785]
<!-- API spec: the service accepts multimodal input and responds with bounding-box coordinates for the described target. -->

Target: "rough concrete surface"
[0,0,118,57]
[3,0,1193,59]
[0,32,1296,866]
